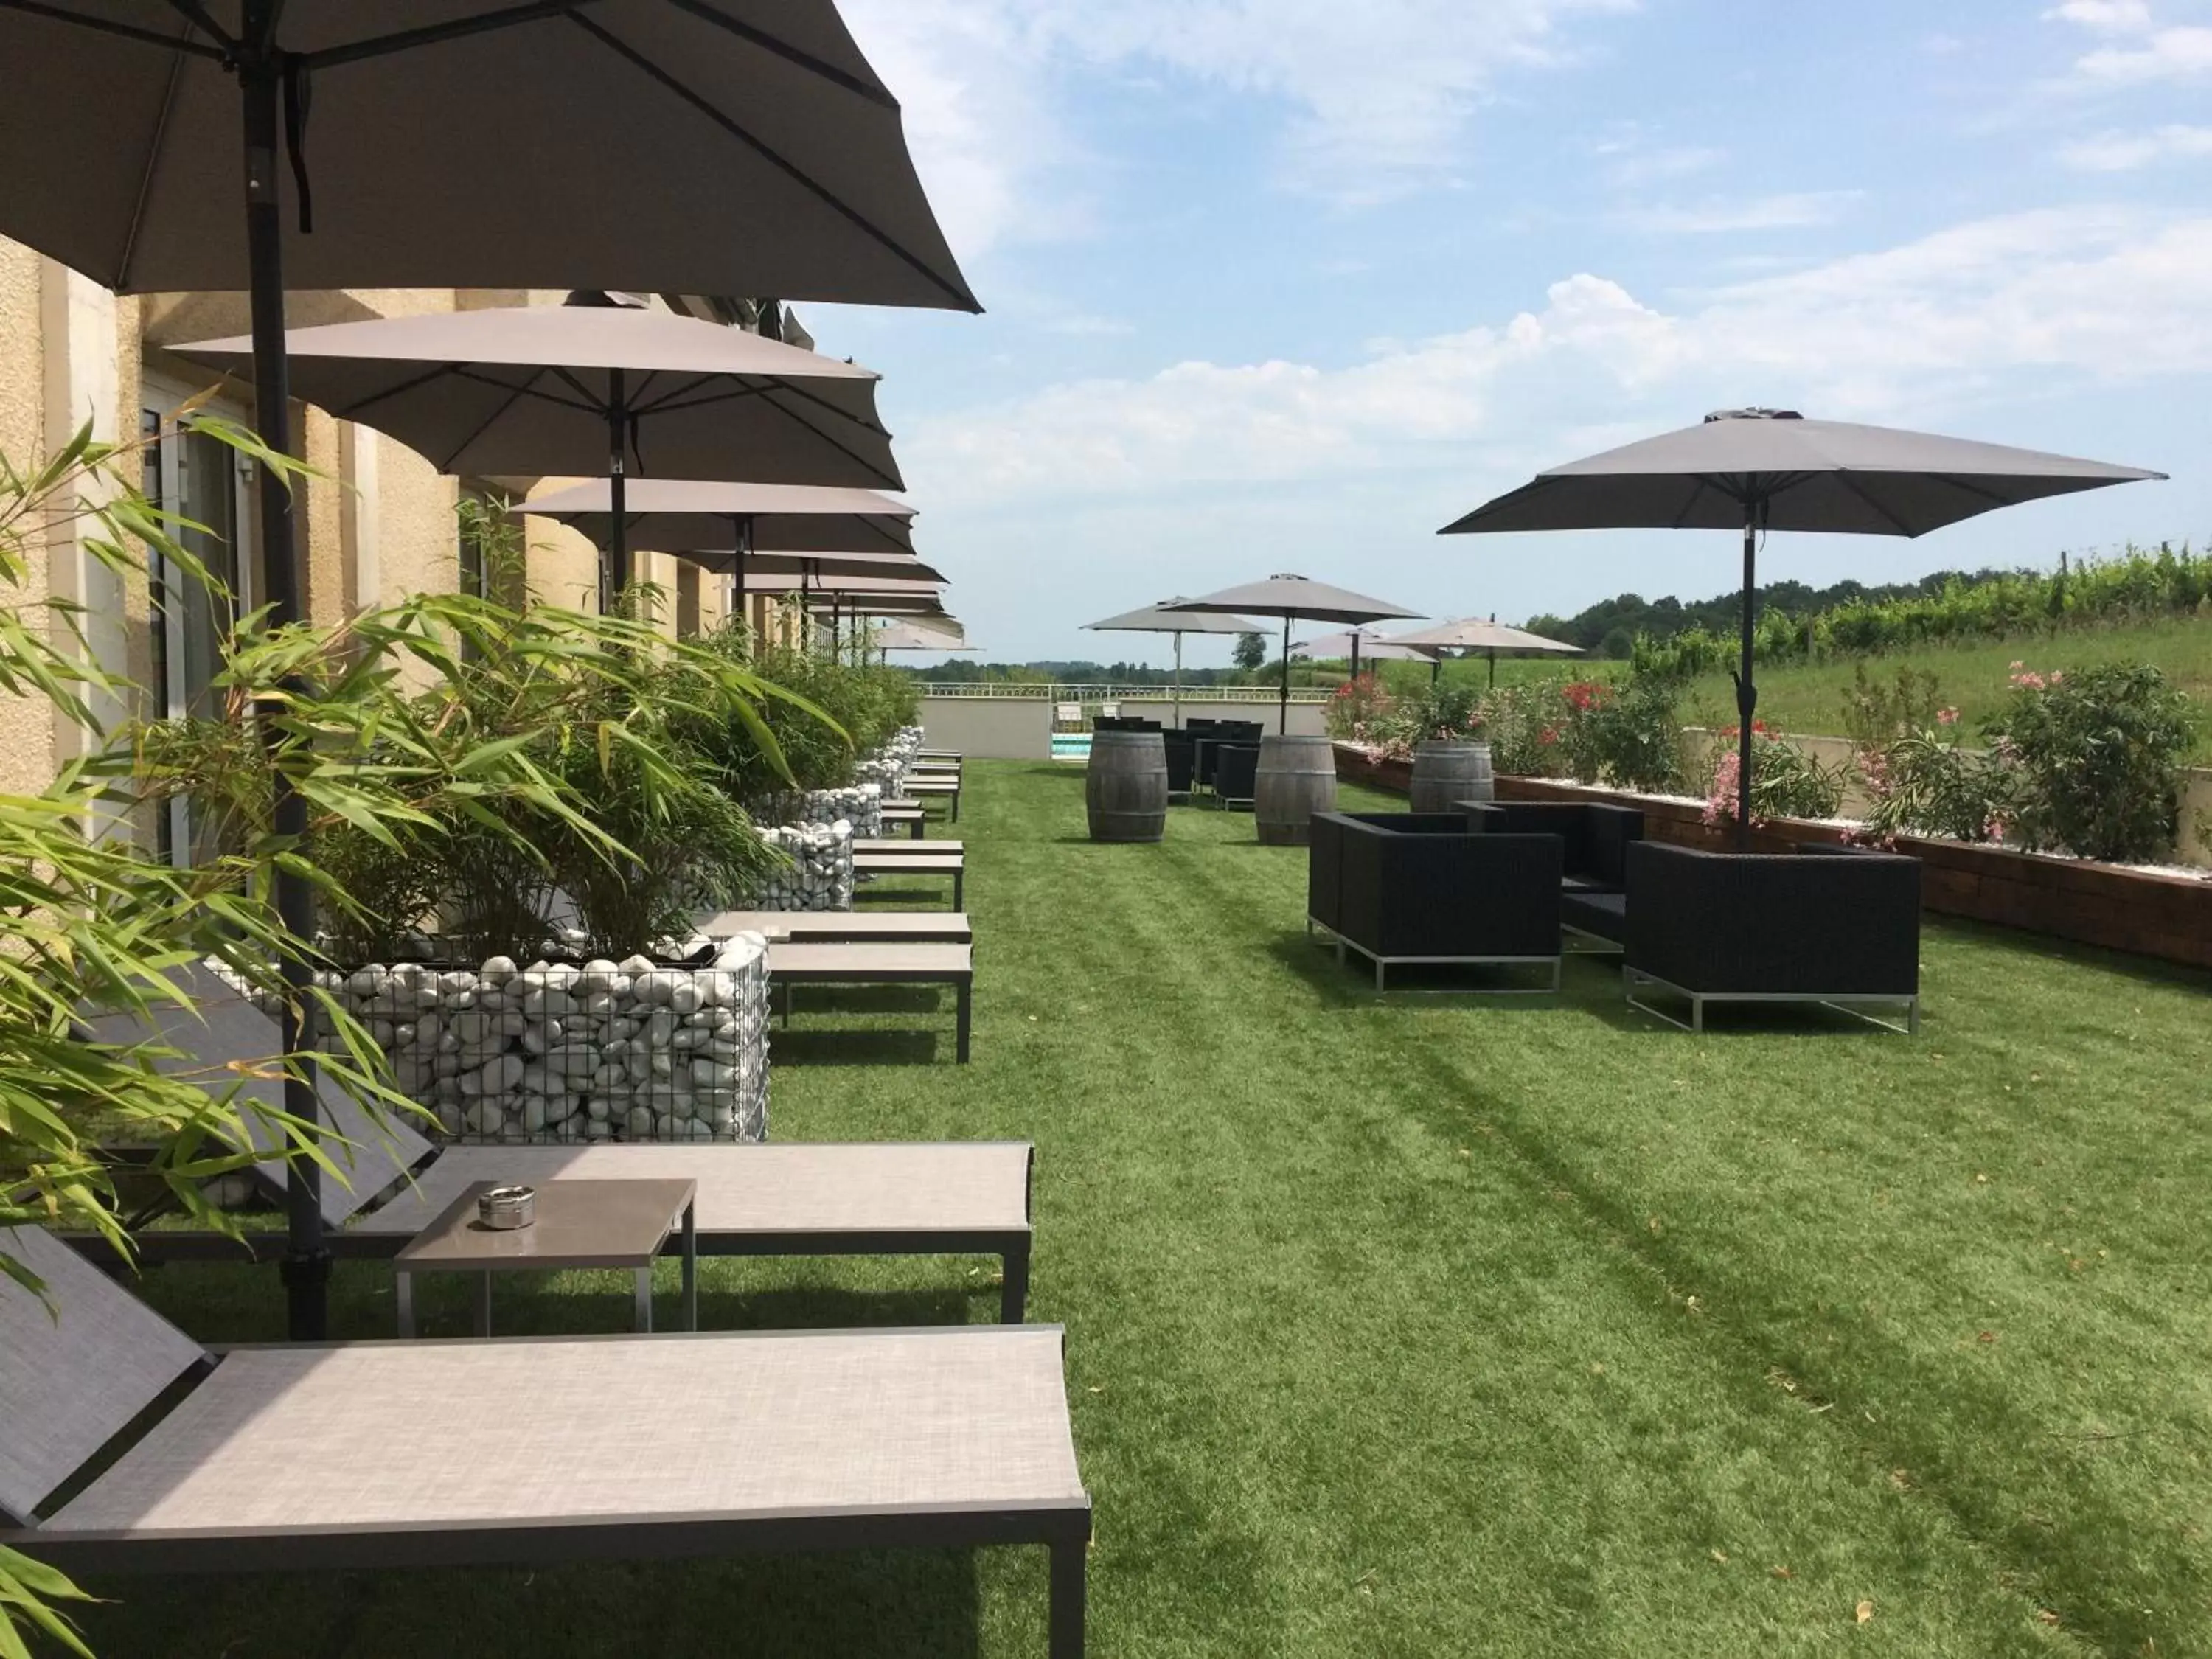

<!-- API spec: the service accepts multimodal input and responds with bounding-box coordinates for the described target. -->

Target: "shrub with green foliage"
[1986,661,2197,863]
[1630,543,2212,681]
[1585,672,1690,793]
[1704,724,1848,827]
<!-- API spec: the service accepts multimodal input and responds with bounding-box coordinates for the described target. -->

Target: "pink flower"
[1936,707,1960,726]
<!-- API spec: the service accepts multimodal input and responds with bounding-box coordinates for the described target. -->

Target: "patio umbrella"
[173,304,900,607]
[0,1,974,1340]
[519,478,916,569]
[874,619,973,661]
[1441,409,2164,844]
[1166,575,1420,733]
[1291,626,1435,682]
[1387,617,1582,686]
[1083,597,1264,726]
[731,552,943,583]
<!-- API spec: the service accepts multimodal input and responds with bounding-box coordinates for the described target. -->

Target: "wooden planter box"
[1331,742,1413,794]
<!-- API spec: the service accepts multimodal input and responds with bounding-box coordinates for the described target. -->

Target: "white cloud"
[1047,0,1640,201]
[2073,24,2212,80]
[2047,0,2154,32]
[902,209,2212,507]
[844,0,1644,244]
[2060,122,2212,167]
[1604,144,1727,188]
[1618,191,1862,234]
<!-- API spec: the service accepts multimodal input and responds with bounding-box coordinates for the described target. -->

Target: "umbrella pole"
[1351,633,1361,684]
[1279,614,1290,734]
[1735,501,1759,849]
[731,514,751,655]
[1173,632,1183,726]
[1489,648,1497,689]
[1432,654,1442,686]
[605,367,628,613]
[240,23,328,1340]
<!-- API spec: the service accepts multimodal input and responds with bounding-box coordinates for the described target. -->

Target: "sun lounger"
[854,849,964,909]
[0,1225,1090,1654]
[905,776,961,821]
[769,941,974,1062]
[77,968,1029,1315]
[703,910,973,943]
[854,836,961,858]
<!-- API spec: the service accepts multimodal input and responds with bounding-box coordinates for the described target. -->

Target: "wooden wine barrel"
[1254,734,1337,846]
[1085,731,1169,843]
[1408,740,1495,813]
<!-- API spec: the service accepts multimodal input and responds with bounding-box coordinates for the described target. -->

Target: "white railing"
[922,681,1332,703]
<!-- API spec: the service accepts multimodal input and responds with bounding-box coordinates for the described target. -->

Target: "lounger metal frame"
[1307,919,1562,995]
[1623,967,1920,1034]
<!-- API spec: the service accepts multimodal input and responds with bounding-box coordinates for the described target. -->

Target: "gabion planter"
[318,934,770,1144]
[750,783,882,838]
[754,818,855,911]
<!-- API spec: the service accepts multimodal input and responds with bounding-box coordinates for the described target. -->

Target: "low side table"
[394,1178,698,1338]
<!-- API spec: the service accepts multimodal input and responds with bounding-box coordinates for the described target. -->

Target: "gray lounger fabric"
[349,1141,1032,1238]
[79,962,434,1225]
[1,1224,1087,1580]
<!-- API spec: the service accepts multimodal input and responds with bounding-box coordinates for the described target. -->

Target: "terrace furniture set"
[13,753,1097,1649]
[1307,800,1922,1031]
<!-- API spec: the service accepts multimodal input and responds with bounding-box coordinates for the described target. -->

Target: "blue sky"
[815,0,2212,666]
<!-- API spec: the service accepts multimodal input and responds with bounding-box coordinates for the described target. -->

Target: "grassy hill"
[1349,616,2212,759]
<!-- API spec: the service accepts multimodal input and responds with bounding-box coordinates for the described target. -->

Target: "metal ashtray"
[478,1185,537,1230]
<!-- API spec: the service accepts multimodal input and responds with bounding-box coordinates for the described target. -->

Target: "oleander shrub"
[1704,723,1848,827]
[1987,660,2197,863]
[1585,672,1690,793]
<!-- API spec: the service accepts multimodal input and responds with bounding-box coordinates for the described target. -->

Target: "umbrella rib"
[1669,476,1716,529]
[1829,471,1917,535]
[435,370,562,473]
[627,371,771,417]
[115,34,189,290]
[740,386,900,485]
[166,0,235,52]
[302,1,601,70]
[0,0,226,56]
[568,10,975,311]
[663,0,900,110]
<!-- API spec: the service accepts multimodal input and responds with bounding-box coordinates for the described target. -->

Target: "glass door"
[142,383,254,867]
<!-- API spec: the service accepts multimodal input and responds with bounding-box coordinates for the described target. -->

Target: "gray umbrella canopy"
[876,620,973,652]
[0,2,976,310]
[520,479,915,557]
[1085,598,1266,723]
[1390,619,1580,653]
[1441,408,2165,838]
[700,552,943,583]
[1084,599,1264,635]
[1292,627,1436,661]
[173,306,900,489]
[1166,574,1420,627]
[1441,412,2163,537]
[1166,574,1421,732]
[1388,617,1581,687]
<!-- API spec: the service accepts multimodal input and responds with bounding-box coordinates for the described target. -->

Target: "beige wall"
[0,255,759,815]
[0,240,50,797]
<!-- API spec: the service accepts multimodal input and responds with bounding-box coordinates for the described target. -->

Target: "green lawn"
[73,761,2212,1657]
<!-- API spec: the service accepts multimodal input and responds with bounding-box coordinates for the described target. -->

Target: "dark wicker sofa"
[1463,801,1644,944]
[1620,841,1922,1032]
[1307,812,1563,991]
